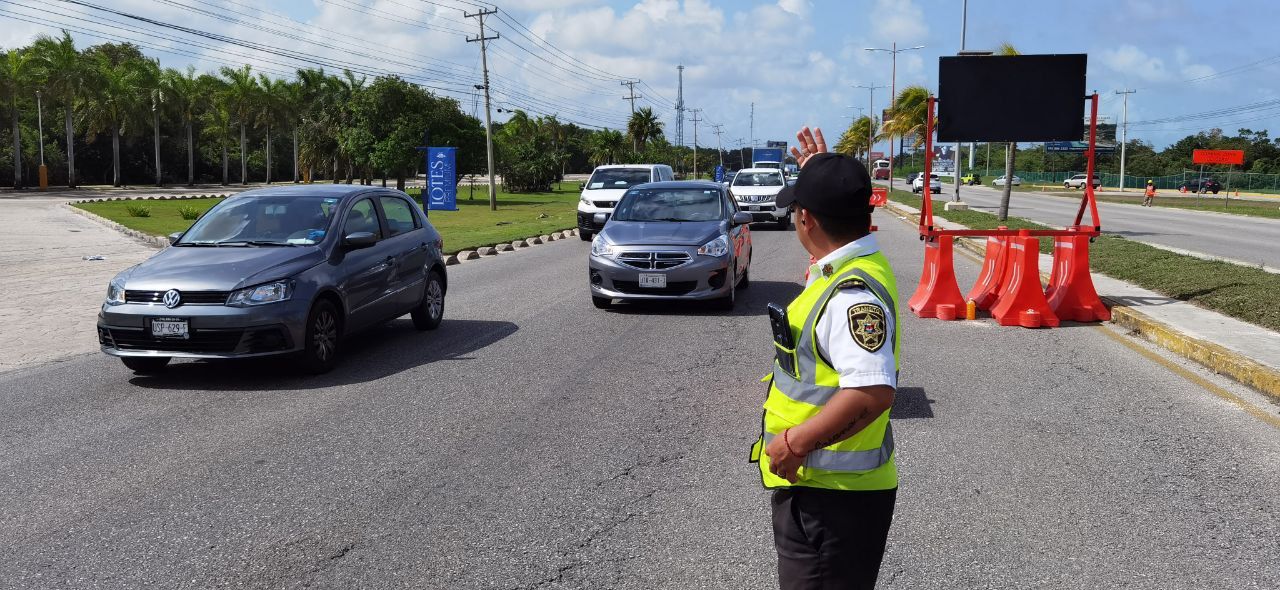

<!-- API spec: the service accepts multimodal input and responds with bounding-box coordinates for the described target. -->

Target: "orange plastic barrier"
[1047,235,1111,322]
[966,234,1008,310]
[870,187,888,207]
[989,236,1060,328]
[909,236,966,318]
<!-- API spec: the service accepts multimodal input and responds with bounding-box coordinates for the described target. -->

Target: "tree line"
[1,31,744,194]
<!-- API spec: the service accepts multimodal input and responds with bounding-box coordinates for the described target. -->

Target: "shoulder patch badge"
[848,303,887,353]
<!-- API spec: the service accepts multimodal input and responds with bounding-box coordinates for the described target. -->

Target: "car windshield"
[613,188,724,222]
[178,195,338,246]
[733,172,784,187]
[586,168,652,190]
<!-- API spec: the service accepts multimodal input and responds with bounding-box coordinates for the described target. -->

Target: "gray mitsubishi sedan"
[97,185,448,375]
[588,181,752,310]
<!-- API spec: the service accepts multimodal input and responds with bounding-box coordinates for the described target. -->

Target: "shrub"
[178,205,201,220]
[126,204,152,218]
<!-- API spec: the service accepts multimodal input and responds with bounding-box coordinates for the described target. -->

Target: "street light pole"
[1116,89,1136,192]
[865,44,923,196]
[852,84,886,165]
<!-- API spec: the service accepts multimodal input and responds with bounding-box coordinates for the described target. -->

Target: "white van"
[577,164,674,240]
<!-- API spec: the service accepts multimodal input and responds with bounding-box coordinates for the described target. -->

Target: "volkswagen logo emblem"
[162,289,182,308]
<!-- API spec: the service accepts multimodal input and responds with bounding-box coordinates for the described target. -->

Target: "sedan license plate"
[638,273,667,289]
[151,318,189,339]
[748,205,761,212]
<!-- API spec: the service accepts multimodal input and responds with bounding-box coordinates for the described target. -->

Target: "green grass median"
[996,184,1280,219]
[73,183,580,254]
[884,189,1280,332]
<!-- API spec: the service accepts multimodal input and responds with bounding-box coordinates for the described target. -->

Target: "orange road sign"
[1192,149,1244,165]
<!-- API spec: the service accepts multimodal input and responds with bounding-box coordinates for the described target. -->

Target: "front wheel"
[579,231,593,242]
[121,356,170,374]
[411,270,445,330]
[299,299,341,374]
[715,271,737,311]
[775,215,790,230]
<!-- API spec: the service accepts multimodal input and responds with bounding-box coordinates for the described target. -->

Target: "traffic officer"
[751,127,900,590]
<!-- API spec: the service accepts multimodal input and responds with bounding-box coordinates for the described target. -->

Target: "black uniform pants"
[771,486,897,590]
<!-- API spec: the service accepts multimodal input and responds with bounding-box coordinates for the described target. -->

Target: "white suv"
[1063,173,1101,189]
[729,168,790,229]
[577,164,673,240]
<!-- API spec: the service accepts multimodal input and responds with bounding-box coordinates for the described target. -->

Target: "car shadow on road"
[604,280,805,318]
[890,387,934,419]
[126,319,518,391]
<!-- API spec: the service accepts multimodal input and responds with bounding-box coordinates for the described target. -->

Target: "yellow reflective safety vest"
[751,250,901,491]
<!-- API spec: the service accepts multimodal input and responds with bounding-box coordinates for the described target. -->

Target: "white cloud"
[777,0,812,17]
[1101,45,1169,82]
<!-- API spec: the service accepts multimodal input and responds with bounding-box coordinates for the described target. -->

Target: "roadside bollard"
[965,299,977,320]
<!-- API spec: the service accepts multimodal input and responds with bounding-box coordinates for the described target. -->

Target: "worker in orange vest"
[1143,180,1156,206]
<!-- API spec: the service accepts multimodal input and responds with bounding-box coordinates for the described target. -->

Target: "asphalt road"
[887,180,1280,267]
[2,215,1278,589]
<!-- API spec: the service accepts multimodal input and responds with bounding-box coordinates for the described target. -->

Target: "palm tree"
[137,58,162,186]
[80,53,150,187]
[257,74,287,184]
[278,80,302,183]
[834,116,877,161]
[0,48,34,189]
[881,85,929,150]
[588,129,626,166]
[31,31,86,188]
[627,107,663,152]
[219,64,258,184]
[996,42,1020,221]
[163,66,209,186]
[199,77,232,185]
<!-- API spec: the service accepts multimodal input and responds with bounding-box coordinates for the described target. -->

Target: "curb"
[64,203,171,249]
[880,199,1280,401]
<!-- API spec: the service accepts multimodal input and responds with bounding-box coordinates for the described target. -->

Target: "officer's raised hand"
[790,126,828,169]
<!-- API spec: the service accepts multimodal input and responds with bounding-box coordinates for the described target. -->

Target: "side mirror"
[592,212,608,226]
[579,182,586,191]
[343,231,378,249]
[731,212,753,226]
[168,232,183,245]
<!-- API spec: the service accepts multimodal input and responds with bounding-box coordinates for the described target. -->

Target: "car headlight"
[698,235,729,257]
[580,194,592,206]
[590,235,615,257]
[227,280,294,307]
[105,279,126,306]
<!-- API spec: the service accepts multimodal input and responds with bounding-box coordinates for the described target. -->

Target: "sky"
[3,0,1278,154]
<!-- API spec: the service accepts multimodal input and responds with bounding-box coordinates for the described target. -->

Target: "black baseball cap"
[776,153,873,218]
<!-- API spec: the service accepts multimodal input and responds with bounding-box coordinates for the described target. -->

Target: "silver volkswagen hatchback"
[588,181,752,310]
[97,185,448,374]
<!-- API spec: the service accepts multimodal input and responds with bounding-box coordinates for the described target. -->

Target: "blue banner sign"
[714,165,724,183]
[426,147,458,211]
[1045,141,1116,154]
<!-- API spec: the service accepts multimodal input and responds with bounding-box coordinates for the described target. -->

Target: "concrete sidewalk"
[881,200,1280,399]
[0,197,155,374]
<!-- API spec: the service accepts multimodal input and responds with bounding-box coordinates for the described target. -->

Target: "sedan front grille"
[125,290,231,305]
[616,251,692,270]
[106,328,244,353]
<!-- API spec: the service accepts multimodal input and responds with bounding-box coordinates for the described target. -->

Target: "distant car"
[97,185,448,375]
[589,181,752,311]
[993,175,1022,187]
[912,173,942,194]
[577,164,675,240]
[1180,178,1222,194]
[1064,173,1101,189]
[728,167,790,229]
[905,172,921,185]
[960,173,981,186]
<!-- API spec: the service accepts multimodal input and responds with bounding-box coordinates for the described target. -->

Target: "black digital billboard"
[937,54,1087,143]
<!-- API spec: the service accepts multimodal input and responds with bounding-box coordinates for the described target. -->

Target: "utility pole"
[853,84,885,165]
[466,7,499,211]
[1116,89,1136,192]
[36,90,46,190]
[749,102,754,150]
[690,108,702,178]
[711,123,725,168]
[621,80,641,114]
[674,65,685,164]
